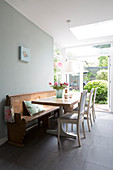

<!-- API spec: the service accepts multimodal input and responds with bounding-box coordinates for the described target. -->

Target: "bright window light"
[70,20,113,40]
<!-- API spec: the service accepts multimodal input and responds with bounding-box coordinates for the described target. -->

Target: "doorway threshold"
[95,104,109,112]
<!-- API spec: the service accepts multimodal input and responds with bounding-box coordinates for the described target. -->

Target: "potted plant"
[49,82,68,98]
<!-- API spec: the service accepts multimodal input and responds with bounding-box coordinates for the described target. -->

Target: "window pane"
[69,73,80,92]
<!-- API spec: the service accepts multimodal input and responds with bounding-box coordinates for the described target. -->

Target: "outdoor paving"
[95,104,109,112]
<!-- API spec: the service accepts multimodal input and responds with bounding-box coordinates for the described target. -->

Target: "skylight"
[70,20,113,40]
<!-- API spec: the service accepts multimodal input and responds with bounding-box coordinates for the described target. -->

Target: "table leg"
[47,106,76,138]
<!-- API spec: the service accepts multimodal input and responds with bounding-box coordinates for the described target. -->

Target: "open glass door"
[69,73,80,92]
[65,44,111,112]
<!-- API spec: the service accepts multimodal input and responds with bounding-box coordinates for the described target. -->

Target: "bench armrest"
[14,113,25,124]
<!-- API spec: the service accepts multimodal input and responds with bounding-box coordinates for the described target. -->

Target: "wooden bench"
[6,90,59,146]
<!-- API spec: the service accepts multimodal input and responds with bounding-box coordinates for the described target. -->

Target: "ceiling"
[5,0,113,48]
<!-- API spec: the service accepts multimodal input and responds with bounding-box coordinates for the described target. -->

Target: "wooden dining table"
[32,93,80,138]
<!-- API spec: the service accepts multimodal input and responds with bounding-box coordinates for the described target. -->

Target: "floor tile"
[47,156,85,170]
[0,111,113,170]
[83,162,109,170]
[91,135,113,151]
[86,146,113,168]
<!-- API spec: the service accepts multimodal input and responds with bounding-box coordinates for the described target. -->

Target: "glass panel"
[54,45,63,83]
[69,73,80,92]
[54,58,63,83]
[58,74,61,84]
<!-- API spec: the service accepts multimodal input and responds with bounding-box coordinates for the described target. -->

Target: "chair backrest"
[87,88,94,113]
[78,90,87,119]
[93,88,97,104]
[92,88,98,107]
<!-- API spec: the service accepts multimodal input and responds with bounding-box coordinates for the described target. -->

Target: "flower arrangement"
[49,82,68,90]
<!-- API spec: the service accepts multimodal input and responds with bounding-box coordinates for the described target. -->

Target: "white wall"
[0,0,54,139]
[109,43,113,112]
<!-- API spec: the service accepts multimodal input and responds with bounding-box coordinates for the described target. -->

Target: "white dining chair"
[58,90,87,147]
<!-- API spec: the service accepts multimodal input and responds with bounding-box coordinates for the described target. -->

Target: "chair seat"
[73,107,79,112]
[74,106,92,115]
[60,113,78,120]
[85,101,88,106]
[76,101,93,107]
[85,101,93,107]
[84,107,92,114]
[84,107,88,113]
[60,113,83,121]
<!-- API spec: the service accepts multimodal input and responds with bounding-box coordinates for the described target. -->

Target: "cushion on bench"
[21,105,59,123]
[24,101,45,116]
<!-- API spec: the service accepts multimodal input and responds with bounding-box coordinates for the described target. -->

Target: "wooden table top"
[32,94,80,107]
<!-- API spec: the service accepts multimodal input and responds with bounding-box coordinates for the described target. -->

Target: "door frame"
[64,42,113,112]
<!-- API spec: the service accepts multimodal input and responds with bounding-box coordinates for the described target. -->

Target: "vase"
[56,89,63,98]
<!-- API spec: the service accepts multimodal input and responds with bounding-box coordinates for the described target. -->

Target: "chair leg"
[58,119,60,143]
[92,108,95,122]
[77,124,81,147]
[71,123,73,131]
[66,123,68,132]
[82,121,86,138]
[90,114,93,127]
[94,108,96,119]
[87,116,91,132]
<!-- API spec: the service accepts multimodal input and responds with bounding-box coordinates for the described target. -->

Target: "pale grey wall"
[0,0,54,139]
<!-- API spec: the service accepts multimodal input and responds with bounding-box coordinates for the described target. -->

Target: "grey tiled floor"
[0,111,113,170]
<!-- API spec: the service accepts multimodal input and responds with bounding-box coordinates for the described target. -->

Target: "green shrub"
[96,70,108,81]
[84,80,108,104]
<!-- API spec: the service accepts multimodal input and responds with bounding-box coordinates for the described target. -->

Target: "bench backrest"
[6,90,56,116]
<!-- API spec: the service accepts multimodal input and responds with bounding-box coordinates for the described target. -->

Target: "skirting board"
[0,137,7,145]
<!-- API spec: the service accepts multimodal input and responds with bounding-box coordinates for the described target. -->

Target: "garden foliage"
[84,80,108,104]
[96,70,108,81]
